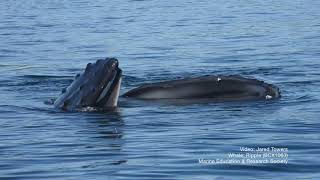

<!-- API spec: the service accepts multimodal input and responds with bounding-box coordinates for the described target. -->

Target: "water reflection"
[79,111,127,166]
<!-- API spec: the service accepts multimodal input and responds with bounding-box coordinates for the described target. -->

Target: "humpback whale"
[54,58,122,111]
[123,75,280,102]
[54,58,280,111]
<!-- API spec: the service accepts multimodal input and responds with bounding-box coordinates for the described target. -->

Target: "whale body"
[53,58,281,111]
[123,75,280,102]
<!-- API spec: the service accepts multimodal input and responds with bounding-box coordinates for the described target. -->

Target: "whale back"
[122,75,280,101]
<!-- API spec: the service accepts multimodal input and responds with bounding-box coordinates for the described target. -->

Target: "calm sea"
[0,0,319,179]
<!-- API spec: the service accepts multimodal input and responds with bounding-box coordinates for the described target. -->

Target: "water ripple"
[0,0,320,179]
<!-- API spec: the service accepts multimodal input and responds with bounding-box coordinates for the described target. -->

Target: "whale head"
[54,58,122,111]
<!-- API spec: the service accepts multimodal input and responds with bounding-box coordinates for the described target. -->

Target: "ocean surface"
[1,0,320,179]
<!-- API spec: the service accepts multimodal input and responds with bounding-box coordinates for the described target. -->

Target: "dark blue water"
[1,0,320,179]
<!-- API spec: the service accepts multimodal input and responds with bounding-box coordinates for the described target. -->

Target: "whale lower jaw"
[106,77,122,107]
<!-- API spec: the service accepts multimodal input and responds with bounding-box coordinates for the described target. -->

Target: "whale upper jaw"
[54,58,122,111]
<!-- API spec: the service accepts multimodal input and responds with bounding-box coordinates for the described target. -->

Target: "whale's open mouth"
[54,58,123,111]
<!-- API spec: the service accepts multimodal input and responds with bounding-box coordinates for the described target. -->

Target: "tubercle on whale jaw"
[75,73,80,79]
[62,100,69,111]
